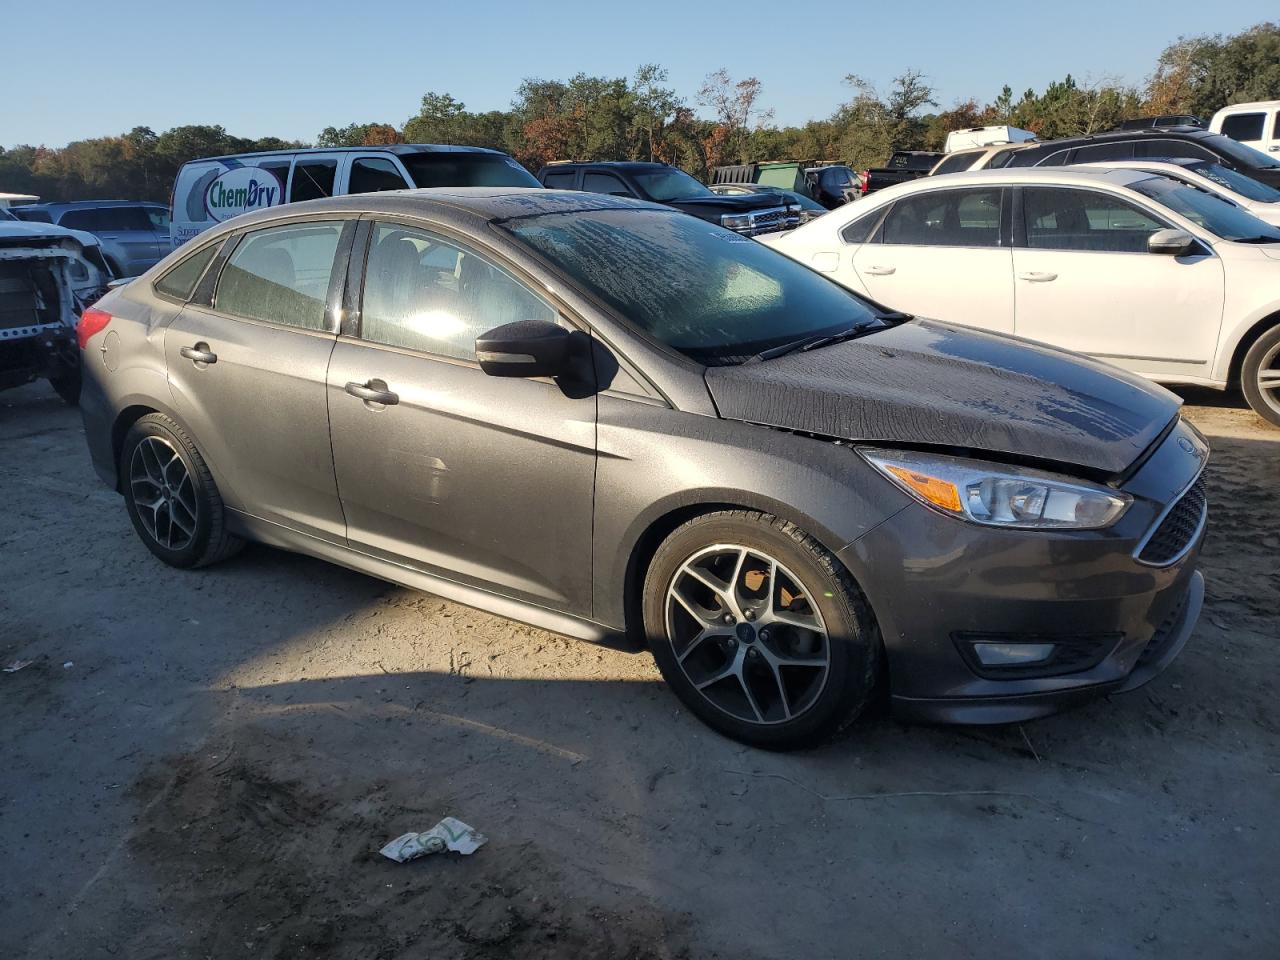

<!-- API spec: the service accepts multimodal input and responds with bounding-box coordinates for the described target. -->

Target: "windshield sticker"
[204,166,284,223]
[712,231,751,242]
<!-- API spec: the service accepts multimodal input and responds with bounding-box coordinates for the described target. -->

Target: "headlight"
[720,213,753,231]
[68,259,90,281]
[860,449,1131,530]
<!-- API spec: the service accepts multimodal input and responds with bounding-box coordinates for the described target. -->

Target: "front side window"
[290,160,337,202]
[1135,139,1215,162]
[504,208,880,366]
[360,222,555,362]
[881,189,1002,247]
[583,172,634,197]
[154,242,219,301]
[1128,176,1280,242]
[349,157,410,194]
[215,221,343,330]
[145,207,171,231]
[1023,188,1164,253]
[1221,113,1265,142]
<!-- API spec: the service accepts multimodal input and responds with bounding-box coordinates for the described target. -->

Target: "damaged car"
[77,190,1206,749]
[1,208,112,403]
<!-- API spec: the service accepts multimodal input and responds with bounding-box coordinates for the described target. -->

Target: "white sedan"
[760,167,1280,426]
[1077,158,1280,227]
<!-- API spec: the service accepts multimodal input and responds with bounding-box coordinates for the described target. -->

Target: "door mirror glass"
[1147,228,1196,256]
[476,319,571,378]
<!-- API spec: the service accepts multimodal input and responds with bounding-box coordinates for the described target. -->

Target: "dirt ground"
[1,380,1277,960]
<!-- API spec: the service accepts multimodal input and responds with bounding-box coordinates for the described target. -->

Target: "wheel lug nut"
[744,609,755,620]
[723,613,734,624]
[759,629,769,640]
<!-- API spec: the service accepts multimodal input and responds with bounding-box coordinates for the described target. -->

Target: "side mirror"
[475,318,572,378]
[1148,228,1196,256]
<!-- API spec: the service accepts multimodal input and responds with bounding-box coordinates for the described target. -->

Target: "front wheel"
[643,510,880,750]
[1241,326,1280,429]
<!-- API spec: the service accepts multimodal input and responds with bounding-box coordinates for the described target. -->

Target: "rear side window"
[1072,142,1134,163]
[215,221,343,330]
[349,157,410,194]
[932,153,979,175]
[145,207,170,231]
[14,208,53,223]
[841,209,885,244]
[154,242,220,301]
[400,153,540,188]
[881,188,1002,247]
[1135,139,1215,162]
[583,172,633,197]
[290,160,337,202]
[542,170,578,190]
[360,222,555,362]
[61,207,153,231]
[1023,188,1164,253]
[1220,113,1265,142]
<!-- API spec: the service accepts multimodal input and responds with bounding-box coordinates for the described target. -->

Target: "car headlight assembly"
[720,213,754,232]
[860,449,1131,530]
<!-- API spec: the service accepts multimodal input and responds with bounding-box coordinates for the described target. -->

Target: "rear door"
[1011,186,1224,379]
[847,186,1015,333]
[325,219,597,615]
[142,205,173,261]
[164,217,354,541]
[342,154,413,195]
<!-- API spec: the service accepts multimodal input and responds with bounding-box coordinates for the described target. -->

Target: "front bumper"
[841,420,1209,725]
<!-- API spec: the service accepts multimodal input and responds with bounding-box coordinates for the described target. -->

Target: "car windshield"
[0,208,14,221]
[1205,134,1280,170]
[1130,176,1280,242]
[503,208,882,365]
[1187,161,1280,203]
[632,168,714,202]
[400,152,540,189]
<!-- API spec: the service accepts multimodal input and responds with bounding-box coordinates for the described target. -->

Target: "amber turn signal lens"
[884,466,962,513]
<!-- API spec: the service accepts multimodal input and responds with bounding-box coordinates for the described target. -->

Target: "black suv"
[536,161,801,236]
[995,125,1280,189]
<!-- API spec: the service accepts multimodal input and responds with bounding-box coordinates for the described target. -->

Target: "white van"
[943,126,1036,153]
[1210,101,1280,157]
[170,145,539,247]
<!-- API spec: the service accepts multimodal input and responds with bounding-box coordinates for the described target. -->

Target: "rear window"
[932,153,980,175]
[12,208,52,223]
[154,242,220,301]
[290,160,337,202]
[1220,113,1265,142]
[400,152,539,188]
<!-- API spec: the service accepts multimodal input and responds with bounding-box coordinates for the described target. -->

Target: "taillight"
[77,307,112,349]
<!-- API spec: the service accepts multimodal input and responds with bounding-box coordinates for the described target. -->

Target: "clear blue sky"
[3,0,1275,148]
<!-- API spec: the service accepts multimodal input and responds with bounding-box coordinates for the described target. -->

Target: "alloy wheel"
[1256,342,1280,418]
[129,436,198,551]
[665,544,831,725]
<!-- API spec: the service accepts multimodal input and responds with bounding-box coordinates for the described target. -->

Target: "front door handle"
[345,379,399,406]
[863,265,896,276]
[180,343,217,364]
[1017,271,1058,282]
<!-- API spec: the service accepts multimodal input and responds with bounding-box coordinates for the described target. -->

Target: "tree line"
[3,22,1276,204]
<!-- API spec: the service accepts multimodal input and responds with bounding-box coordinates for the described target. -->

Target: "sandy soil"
[1,381,1276,959]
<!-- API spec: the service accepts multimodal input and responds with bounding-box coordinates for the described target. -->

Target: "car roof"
[541,160,670,171]
[1028,125,1214,149]
[18,200,166,211]
[871,165,1164,201]
[205,187,669,234]
[189,143,508,163]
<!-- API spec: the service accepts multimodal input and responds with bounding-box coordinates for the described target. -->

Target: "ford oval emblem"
[1178,437,1195,454]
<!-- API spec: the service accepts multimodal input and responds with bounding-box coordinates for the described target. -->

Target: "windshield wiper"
[744,319,885,363]
[1232,235,1280,244]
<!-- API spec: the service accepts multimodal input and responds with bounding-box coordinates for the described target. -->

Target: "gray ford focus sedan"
[75,188,1208,748]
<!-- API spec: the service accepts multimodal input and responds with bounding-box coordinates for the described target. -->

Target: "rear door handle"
[1017,271,1058,282]
[179,343,217,364]
[863,265,896,276]
[345,380,399,406]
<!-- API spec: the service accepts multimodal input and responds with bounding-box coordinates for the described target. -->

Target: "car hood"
[704,319,1181,476]
[664,193,787,213]
[0,220,99,249]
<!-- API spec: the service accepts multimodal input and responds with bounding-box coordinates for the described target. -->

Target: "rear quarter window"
[154,242,221,302]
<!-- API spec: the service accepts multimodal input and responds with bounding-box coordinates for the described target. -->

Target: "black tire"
[643,510,880,750]
[119,413,243,568]
[1241,325,1280,429]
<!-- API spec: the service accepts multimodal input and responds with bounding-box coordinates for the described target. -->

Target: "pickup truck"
[857,151,944,196]
[537,161,802,236]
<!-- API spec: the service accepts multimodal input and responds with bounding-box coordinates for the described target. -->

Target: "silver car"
[75,189,1207,748]
[12,201,172,277]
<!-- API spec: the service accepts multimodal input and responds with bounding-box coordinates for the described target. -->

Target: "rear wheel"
[643,510,880,750]
[120,413,242,568]
[1242,326,1280,428]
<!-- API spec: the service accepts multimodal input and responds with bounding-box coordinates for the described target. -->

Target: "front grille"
[748,207,801,233]
[1138,476,1208,566]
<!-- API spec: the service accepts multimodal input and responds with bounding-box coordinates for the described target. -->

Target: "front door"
[164,218,351,541]
[326,220,597,615]
[846,186,1014,333]
[1012,186,1225,379]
